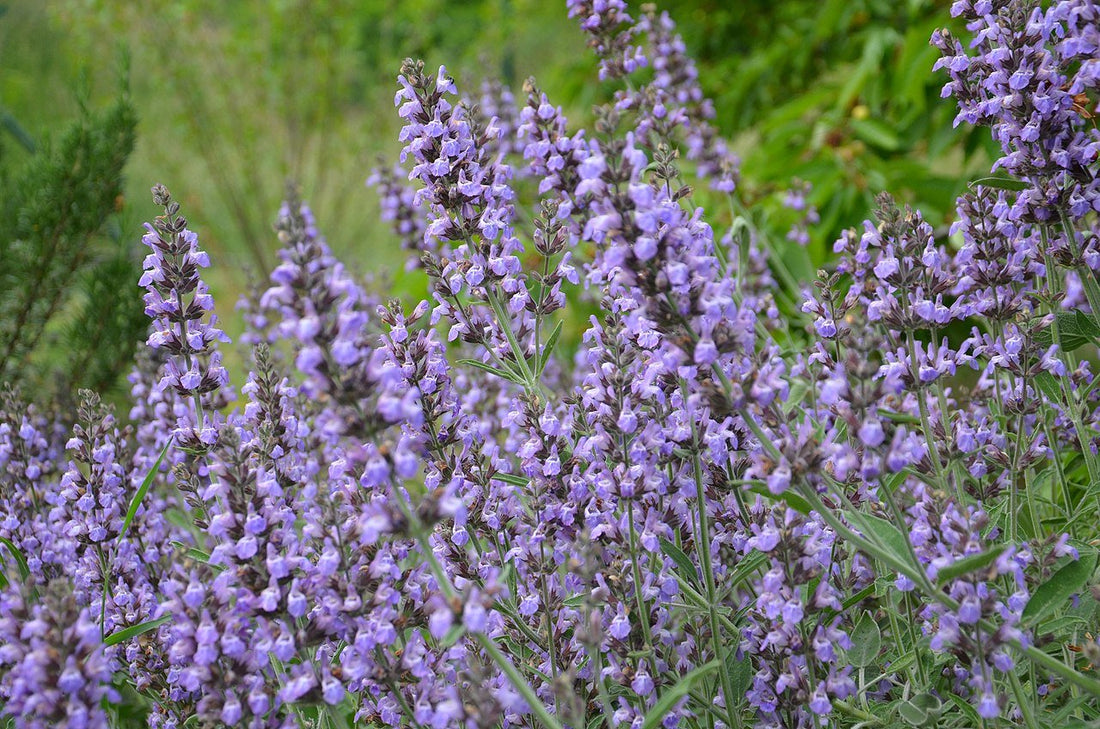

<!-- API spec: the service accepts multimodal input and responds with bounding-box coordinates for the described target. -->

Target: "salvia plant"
[2,1,1100,728]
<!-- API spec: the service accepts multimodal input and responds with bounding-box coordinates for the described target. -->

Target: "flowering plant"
[3,1,1100,728]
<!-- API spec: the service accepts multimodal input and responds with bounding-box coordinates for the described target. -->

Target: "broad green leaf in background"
[1023,548,1099,626]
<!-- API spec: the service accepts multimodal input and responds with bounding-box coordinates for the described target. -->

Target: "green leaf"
[169,542,220,568]
[660,538,700,588]
[898,693,942,726]
[784,380,810,415]
[876,409,920,425]
[457,358,522,384]
[969,175,1028,192]
[935,545,1007,586]
[103,615,171,647]
[727,550,768,590]
[945,693,983,726]
[746,484,812,515]
[492,472,529,488]
[1034,371,1064,403]
[846,512,911,567]
[537,319,564,376]
[847,611,881,668]
[168,540,211,562]
[119,439,170,542]
[1035,310,1100,351]
[728,653,753,705]
[1023,549,1099,626]
[440,623,466,648]
[850,118,902,152]
[562,594,586,609]
[640,659,720,729]
[839,581,879,612]
[0,536,30,581]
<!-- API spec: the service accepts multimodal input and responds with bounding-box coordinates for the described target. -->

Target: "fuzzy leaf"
[935,545,1007,586]
[846,511,911,567]
[847,611,881,667]
[1034,371,1063,403]
[1023,549,1098,626]
[747,484,812,515]
[945,693,983,726]
[660,538,700,588]
[562,594,586,608]
[898,693,942,726]
[728,653,753,705]
[1035,310,1100,351]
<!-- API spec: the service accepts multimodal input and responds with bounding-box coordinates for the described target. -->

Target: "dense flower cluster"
[1,2,1099,729]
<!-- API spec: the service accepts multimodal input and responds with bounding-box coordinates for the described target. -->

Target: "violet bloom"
[0,580,113,729]
[933,0,1100,222]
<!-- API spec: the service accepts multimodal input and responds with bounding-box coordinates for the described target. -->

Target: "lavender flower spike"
[140,184,229,453]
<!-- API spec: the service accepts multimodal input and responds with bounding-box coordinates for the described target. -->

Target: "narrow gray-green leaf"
[457,358,523,383]
[660,538,700,587]
[119,439,170,542]
[935,545,1006,586]
[103,615,171,647]
[493,472,530,488]
[969,175,1028,192]
[537,319,564,376]
[0,536,30,581]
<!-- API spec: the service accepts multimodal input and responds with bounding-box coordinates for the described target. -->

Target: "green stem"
[1057,211,1100,333]
[626,502,660,679]
[688,418,741,729]
[905,333,953,500]
[475,633,566,729]
[1008,669,1040,729]
[391,485,565,726]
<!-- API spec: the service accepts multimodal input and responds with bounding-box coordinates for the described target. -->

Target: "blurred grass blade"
[0,109,36,153]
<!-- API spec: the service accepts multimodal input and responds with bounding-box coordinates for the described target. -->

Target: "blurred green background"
[0,0,996,394]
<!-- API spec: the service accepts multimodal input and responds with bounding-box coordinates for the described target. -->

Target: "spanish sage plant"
[2,1,1100,728]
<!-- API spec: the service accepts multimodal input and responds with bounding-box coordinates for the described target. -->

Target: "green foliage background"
[1,0,996,386]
